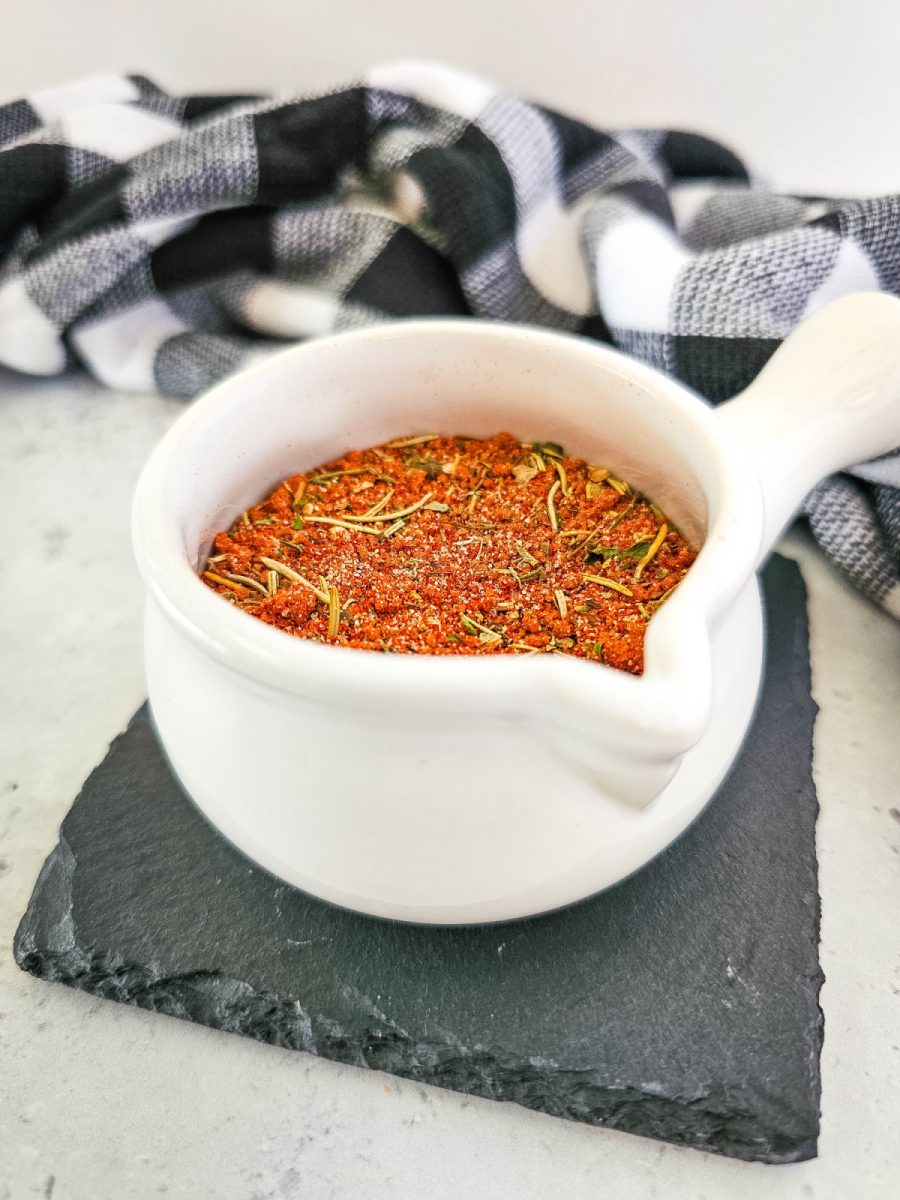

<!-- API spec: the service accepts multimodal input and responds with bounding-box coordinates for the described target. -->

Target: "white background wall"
[4,0,899,195]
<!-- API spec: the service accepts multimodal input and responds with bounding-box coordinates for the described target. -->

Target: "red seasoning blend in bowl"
[201,433,697,675]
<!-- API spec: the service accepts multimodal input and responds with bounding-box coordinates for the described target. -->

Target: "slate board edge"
[13,777,822,1162]
[12,826,817,1165]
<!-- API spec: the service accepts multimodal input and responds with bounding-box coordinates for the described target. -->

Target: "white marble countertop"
[1,366,898,1200]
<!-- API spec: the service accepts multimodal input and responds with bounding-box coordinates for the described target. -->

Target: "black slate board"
[14,555,823,1163]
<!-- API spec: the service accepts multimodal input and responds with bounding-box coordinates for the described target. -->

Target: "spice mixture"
[201,433,697,674]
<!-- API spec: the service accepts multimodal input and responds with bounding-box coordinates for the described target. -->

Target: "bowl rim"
[131,318,763,740]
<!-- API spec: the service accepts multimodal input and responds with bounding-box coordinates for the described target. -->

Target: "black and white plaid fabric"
[1,63,898,616]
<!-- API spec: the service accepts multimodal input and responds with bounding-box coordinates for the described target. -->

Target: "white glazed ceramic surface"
[132,294,900,923]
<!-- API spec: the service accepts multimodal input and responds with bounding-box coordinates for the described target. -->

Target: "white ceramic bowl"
[132,294,900,923]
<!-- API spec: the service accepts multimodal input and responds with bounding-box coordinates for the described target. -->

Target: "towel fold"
[1,62,897,614]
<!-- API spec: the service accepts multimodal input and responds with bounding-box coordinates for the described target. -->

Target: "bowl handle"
[717,292,900,562]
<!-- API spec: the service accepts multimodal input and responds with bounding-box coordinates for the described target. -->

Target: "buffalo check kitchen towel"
[1,62,898,614]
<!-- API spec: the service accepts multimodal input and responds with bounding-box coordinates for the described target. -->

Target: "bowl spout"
[541,718,684,808]
[533,611,714,810]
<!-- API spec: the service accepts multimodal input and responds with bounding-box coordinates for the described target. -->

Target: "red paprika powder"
[201,433,696,675]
